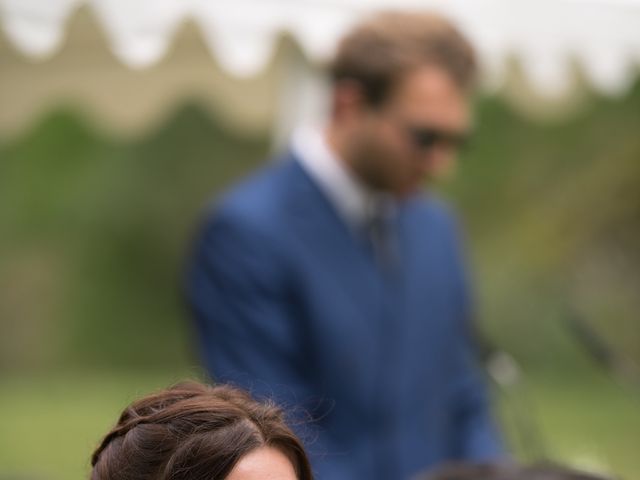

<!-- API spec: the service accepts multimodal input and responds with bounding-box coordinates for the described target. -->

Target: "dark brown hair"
[330,11,477,106]
[418,462,615,480]
[90,381,313,480]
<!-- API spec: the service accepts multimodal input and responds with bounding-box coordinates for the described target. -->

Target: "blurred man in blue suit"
[186,11,503,479]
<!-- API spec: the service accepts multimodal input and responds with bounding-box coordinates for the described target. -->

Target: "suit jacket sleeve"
[185,205,339,473]
[446,215,505,460]
[448,327,505,459]
[186,206,308,398]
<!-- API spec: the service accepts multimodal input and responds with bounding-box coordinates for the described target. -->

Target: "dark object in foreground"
[418,462,616,480]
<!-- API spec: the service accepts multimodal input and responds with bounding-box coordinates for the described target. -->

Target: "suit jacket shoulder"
[211,158,296,232]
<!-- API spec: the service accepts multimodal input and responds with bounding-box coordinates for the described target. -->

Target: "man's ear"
[331,80,367,121]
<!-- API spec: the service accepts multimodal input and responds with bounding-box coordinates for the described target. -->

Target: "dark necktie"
[364,204,398,273]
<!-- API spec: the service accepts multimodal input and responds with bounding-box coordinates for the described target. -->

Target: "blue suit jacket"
[186,154,502,479]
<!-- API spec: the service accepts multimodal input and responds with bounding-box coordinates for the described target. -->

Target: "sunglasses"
[405,125,471,152]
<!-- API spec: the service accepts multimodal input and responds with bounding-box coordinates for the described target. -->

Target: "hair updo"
[90,381,313,480]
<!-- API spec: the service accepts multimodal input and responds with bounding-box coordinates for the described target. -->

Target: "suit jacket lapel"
[283,156,385,321]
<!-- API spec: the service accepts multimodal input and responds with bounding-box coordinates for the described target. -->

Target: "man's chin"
[394,183,424,199]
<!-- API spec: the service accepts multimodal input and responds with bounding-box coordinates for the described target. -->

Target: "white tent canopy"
[2,0,640,95]
[2,0,640,139]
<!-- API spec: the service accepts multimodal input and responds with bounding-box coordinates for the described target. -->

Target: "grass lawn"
[0,370,196,480]
[0,368,638,479]
[496,369,640,479]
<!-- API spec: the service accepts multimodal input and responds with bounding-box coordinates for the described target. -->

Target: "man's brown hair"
[91,381,313,480]
[330,11,477,106]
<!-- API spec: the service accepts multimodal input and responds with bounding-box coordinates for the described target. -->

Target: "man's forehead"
[386,66,472,127]
[391,65,467,103]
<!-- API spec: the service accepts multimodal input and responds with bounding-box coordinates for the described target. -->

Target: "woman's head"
[91,381,313,480]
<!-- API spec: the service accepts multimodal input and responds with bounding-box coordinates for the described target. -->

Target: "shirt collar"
[292,126,394,230]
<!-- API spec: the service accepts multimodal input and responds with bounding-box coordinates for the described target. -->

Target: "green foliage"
[0,104,268,370]
[442,79,640,371]
[0,81,639,480]
[0,81,639,374]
